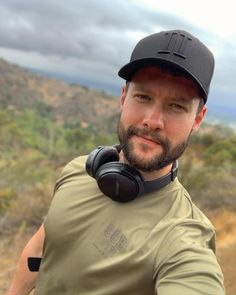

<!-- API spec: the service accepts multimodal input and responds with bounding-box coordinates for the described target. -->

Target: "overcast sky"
[0,0,235,110]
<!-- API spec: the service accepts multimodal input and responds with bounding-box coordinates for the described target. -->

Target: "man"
[8,29,225,294]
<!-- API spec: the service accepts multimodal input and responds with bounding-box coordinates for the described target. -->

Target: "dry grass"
[208,209,236,295]
[0,225,36,294]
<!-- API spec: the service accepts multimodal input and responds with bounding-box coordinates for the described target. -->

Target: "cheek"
[120,111,135,127]
[120,103,142,125]
[166,117,194,141]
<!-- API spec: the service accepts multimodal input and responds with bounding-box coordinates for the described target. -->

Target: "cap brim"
[118,58,207,102]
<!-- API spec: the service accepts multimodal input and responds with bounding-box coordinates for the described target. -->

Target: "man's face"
[118,67,206,173]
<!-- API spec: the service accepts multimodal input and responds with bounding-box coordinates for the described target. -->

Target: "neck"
[141,163,173,181]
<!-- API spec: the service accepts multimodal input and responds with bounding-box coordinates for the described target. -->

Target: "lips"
[135,135,161,146]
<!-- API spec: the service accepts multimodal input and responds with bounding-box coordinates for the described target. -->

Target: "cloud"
[0,0,197,63]
[0,0,235,104]
[0,1,193,87]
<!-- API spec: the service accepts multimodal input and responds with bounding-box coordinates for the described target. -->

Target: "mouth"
[134,135,161,146]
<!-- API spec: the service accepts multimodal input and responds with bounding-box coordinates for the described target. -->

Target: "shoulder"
[164,217,216,252]
[155,180,218,264]
[161,179,215,230]
[61,155,88,175]
[153,219,224,294]
[54,155,89,193]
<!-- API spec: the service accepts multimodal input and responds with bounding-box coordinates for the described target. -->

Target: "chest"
[42,177,175,294]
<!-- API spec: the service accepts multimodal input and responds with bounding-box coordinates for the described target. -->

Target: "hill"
[0,58,120,230]
[1,58,236,222]
[1,59,236,295]
[0,58,236,217]
[0,58,119,134]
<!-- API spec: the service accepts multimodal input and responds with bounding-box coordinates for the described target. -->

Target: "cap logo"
[157,32,192,60]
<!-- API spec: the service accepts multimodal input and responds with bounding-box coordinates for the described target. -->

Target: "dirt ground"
[210,209,236,295]
[1,209,236,294]
[218,243,236,295]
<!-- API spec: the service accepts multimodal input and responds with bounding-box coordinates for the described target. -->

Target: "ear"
[192,105,207,133]
[119,85,127,109]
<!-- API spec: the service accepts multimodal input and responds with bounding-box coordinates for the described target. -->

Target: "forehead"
[130,66,201,97]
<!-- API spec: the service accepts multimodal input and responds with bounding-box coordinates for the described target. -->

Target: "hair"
[197,98,205,114]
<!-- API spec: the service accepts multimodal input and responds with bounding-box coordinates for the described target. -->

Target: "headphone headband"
[144,160,178,193]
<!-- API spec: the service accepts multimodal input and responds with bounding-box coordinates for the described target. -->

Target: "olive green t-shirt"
[35,156,225,295]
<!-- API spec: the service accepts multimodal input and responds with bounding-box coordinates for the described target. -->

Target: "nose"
[142,106,164,131]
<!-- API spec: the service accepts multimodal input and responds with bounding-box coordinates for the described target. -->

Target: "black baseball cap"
[118,30,215,103]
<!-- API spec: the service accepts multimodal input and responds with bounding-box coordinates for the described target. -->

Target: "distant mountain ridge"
[1,58,235,131]
[206,102,236,127]
[0,58,119,134]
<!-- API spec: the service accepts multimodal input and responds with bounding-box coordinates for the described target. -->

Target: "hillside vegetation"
[1,59,236,295]
[0,58,236,233]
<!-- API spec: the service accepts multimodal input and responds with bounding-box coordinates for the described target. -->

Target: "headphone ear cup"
[95,162,144,202]
[86,146,119,178]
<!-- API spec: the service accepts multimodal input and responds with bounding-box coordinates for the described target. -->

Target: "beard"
[117,121,190,173]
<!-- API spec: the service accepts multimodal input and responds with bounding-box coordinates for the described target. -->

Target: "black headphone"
[85,145,178,203]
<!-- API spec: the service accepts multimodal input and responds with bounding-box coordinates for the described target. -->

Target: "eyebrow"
[131,82,200,105]
[133,85,192,102]
[171,96,191,103]
[131,84,154,95]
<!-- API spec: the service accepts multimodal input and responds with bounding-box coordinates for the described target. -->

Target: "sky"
[0,0,236,114]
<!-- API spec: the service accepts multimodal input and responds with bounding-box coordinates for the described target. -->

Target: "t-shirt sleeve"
[42,156,88,225]
[53,155,88,195]
[153,221,225,295]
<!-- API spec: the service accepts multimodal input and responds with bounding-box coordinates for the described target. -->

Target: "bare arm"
[7,224,45,295]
